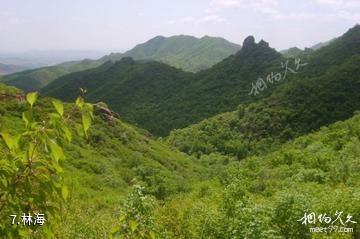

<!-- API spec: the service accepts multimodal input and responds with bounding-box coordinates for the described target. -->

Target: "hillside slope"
[160,110,360,238]
[43,36,283,136]
[42,25,360,138]
[0,59,101,91]
[167,25,360,158]
[0,83,205,236]
[0,63,28,75]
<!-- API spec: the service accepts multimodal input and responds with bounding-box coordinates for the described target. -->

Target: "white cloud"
[258,0,279,6]
[176,15,228,24]
[181,16,196,23]
[206,0,242,13]
[198,15,227,23]
[166,20,176,25]
[211,0,243,8]
[312,0,360,22]
[315,0,360,8]
[272,12,320,20]
[257,6,279,15]
[251,0,280,18]
[334,10,360,21]
[315,0,342,5]
[209,0,279,9]
[207,0,280,18]
[271,10,360,23]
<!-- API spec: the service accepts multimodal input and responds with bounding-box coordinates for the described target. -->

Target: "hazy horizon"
[1,0,359,53]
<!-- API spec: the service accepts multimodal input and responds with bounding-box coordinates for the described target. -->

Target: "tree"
[0,92,93,238]
[111,185,156,239]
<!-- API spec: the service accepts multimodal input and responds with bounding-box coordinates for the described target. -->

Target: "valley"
[0,2,359,237]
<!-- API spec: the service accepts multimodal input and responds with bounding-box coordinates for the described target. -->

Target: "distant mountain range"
[42,36,282,136]
[310,38,335,50]
[42,25,360,137]
[0,35,241,91]
[0,63,28,75]
[280,38,335,58]
[103,35,241,72]
[0,50,108,67]
[280,47,305,58]
[0,59,102,91]
[1,25,360,239]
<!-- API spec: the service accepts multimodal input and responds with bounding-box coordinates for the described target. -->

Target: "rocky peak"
[242,36,270,50]
[258,40,269,48]
[242,36,256,49]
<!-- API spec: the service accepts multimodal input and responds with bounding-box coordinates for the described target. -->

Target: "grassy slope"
[0,83,205,237]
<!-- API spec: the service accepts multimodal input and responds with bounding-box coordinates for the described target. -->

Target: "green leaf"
[26,92,38,108]
[48,139,65,162]
[149,230,156,239]
[52,99,64,116]
[110,226,119,235]
[61,186,68,200]
[118,215,125,223]
[0,132,13,149]
[0,177,8,187]
[22,110,33,128]
[75,96,84,109]
[75,123,84,138]
[27,142,36,159]
[82,112,92,135]
[85,103,94,117]
[61,125,72,143]
[53,163,63,173]
[129,220,138,233]
[0,132,20,150]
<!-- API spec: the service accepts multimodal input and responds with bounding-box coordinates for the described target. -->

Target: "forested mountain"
[41,58,196,135]
[2,0,360,234]
[0,59,101,91]
[0,83,205,237]
[2,23,360,238]
[1,35,240,92]
[42,36,283,136]
[280,47,304,58]
[310,38,335,50]
[103,35,241,72]
[168,25,360,158]
[0,63,28,75]
[280,37,337,58]
[43,25,360,138]
[2,80,360,238]
[160,111,360,238]
[280,38,335,59]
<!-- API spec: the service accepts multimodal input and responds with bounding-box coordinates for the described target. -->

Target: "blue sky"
[0,0,359,52]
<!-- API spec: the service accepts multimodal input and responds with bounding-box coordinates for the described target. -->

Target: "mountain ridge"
[102,34,241,72]
[167,25,360,158]
[0,63,28,75]
[42,36,282,136]
[1,35,240,91]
